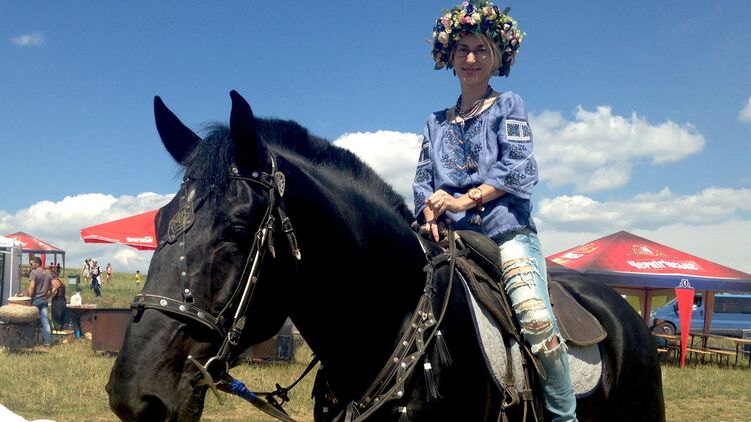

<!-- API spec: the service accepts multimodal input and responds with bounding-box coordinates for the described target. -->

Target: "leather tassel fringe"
[423,360,440,401]
[434,330,452,367]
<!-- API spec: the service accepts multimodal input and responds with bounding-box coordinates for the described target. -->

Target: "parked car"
[650,293,751,337]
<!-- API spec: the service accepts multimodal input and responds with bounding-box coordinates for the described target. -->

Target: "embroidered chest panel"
[440,119,483,185]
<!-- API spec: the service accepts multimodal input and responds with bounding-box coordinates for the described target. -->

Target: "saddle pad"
[459,274,602,397]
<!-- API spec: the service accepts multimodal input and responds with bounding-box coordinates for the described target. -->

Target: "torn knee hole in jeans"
[523,319,566,356]
[518,302,551,335]
[537,333,566,356]
[516,300,565,355]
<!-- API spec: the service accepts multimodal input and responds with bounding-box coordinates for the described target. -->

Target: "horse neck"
[278,156,427,394]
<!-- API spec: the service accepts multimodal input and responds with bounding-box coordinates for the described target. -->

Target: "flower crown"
[431,0,524,77]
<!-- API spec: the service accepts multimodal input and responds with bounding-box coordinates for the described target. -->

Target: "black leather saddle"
[455,230,606,347]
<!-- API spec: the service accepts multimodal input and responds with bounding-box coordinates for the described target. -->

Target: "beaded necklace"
[455,85,493,120]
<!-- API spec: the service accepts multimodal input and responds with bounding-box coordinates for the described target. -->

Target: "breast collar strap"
[333,231,459,422]
[130,151,302,403]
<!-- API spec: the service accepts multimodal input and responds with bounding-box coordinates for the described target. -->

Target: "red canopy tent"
[80,210,158,251]
[546,230,751,330]
[4,231,66,270]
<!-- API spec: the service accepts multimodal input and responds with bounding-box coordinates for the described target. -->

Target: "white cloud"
[333,130,422,205]
[11,32,44,47]
[0,192,173,273]
[739,97,751,122]
[537,187,751,233]
[532,106,705,193]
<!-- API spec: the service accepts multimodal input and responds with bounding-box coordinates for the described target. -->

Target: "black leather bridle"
[130,151,301,402]
[127,149,458,422]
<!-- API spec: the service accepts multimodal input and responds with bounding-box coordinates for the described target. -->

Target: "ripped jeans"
[498,229,577,422]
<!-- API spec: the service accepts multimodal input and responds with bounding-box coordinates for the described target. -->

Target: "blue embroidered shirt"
[412,91,538,242]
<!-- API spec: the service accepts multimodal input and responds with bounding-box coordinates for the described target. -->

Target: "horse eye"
[232,224,249,234]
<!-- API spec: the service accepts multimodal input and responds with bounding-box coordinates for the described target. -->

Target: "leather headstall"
[130,150,301,403]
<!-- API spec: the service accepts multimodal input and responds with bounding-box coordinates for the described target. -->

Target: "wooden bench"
[686,347,713,363]
[706,348,738,365]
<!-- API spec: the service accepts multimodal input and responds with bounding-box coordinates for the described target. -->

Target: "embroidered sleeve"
[483,95,538,199]
[413,122,435,220]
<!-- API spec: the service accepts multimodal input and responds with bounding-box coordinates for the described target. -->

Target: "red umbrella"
[80,210,158,251]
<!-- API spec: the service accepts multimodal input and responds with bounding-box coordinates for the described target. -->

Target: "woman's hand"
[425,189,464,219]
[420,219,440,242]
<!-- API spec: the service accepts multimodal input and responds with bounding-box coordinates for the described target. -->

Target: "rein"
[130,151,303,419]
[333,231,460,422]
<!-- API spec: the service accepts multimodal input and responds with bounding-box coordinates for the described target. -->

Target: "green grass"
[1,339,750,421]
[0,339,315,422]
[662,361,751,421]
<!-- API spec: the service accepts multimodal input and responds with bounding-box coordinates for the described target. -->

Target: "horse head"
[107,91,294,421]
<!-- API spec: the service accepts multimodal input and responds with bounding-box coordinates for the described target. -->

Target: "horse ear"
[229,90,266,166]
[154,96,201,164]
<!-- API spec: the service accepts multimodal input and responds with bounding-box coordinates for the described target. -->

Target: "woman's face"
[452,33,493,86]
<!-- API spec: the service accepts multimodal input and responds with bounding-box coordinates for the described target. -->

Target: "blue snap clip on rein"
[188,355,296,421]
[226,378,298,422]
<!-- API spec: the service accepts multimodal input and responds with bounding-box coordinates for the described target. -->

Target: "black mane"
[181,118,414,224]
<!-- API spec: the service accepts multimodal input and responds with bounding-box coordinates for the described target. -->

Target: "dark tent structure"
[546,231,751,333]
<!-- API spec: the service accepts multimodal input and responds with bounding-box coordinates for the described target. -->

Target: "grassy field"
[3,271,751,421]
[0,340,316,422]
[1,339,749,422]
[18,268,145,309]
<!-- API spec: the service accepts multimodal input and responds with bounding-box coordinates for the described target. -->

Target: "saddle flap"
[549,281,607,346]
[455,230,503,280]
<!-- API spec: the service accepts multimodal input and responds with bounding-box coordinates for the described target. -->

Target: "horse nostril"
[135,395,169,421]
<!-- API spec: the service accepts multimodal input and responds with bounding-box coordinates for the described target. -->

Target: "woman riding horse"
[106,89,664,421]
[416,2,575,420]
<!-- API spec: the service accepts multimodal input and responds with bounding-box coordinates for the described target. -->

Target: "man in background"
[27,257,53,347]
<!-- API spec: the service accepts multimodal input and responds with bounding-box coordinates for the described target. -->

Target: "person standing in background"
[105,263,113,284]
[90,259,101,298]
[50,275,67,329]
[27,256,53,347]
[134,270,141,287]
[81,258,91,286]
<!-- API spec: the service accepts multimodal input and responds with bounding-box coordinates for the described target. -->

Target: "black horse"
[107,91,664,421]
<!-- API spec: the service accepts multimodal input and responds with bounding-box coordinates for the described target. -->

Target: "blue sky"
[1,1,750,274]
